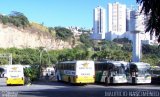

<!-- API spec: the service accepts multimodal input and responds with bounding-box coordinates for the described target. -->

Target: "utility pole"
[0,53,12,65]
[9,53,12,65]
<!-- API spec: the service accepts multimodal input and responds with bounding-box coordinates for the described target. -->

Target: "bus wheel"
[132,77,136,85]
[110,77,114,85]
[105,77,108,86]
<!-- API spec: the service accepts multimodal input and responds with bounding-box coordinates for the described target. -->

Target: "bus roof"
[130,62,150,66]
[129,62,151,68]
[95,61,106,64]
[59,60,94,64]
[107,61,128,66]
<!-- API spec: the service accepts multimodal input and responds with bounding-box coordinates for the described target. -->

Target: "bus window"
[59,64,62,70]
[70,63,74,70]
[95,63,99,71]
[103,63,108,70]
[67,64,70,70]
[64,64,66,70]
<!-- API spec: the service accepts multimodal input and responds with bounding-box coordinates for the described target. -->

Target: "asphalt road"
[0,78,160,97]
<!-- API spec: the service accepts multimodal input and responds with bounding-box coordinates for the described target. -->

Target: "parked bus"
[56,60,95,84]
[151,66,160,84]
[127,62,151,84]
[95,61,128,85]
[6,65,25,85]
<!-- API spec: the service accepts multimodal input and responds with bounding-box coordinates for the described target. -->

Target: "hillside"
[0,12,74,50]
[0,23,73,50]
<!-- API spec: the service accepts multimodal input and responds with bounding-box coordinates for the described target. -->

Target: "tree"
[80,33,93,48]
[9,11,30,28]
[1,16,9,24]
[137,0,160,42]
[54,27,73,41]
[113,38,131,44]
[24,66,39,82]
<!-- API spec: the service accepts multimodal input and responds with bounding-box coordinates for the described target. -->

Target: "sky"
[0,0,137,29]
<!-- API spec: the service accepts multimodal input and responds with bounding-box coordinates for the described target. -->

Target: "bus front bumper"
[6,78,24,85]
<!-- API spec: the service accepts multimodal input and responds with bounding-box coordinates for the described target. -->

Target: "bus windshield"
[138,68,150,77]
[111,66,126,76]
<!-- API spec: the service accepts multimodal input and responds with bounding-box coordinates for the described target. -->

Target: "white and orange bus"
[6,65,25,85]
[56,60,95,84]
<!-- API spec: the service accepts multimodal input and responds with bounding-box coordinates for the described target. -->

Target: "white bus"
[127,62,151,84]
[95,61,128,85]
[6,65,25,85]
[56,60,95,84]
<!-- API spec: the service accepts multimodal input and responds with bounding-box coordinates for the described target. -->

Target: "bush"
[1,16,9,24]
[113,38,132,44]
[24,66,39,82]
[55,27,73,41]
[80,33,93,47]
[0,11,29,28]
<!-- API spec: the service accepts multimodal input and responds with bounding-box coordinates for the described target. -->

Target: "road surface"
[0,78,160,97]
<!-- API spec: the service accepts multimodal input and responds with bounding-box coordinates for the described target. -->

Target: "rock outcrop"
[0,24,72,50]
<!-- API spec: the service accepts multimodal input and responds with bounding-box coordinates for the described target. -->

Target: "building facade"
[91,2,157,45]
[106,2,126,40]
[91,6,106,40]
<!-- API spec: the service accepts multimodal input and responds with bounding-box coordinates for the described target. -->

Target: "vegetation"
[54,27,73,41]
[80,33,94,48]
[30,22,49,32]
[137,0,160,42]
[141,44,160,65]
[78,28,91,33]
[113,38,132,44]
[0,11,30,28]
[24,66,39,81]
[113,38,132,52]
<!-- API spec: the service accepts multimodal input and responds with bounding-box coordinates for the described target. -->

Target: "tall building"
[106,2,126,40]
[91,6,106,40]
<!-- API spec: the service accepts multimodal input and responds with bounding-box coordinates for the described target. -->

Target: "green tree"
[24,66,39,82]
[113,38,132,44]
[137,0,160,42]
[54,27,73,41]
[1,16,9,24]
[142,44,160,56]
[9,11,29,28]
[80,33,93,48]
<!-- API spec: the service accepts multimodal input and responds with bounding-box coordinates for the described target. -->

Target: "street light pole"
[9,53,12,65]
[39,48,51,79]
[39,48,45,79]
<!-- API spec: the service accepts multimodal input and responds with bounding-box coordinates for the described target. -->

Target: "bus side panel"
[60,70,76,83]
[95,71,103,82]
[95,71,109,83]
